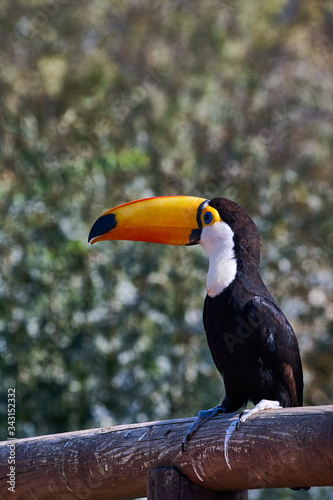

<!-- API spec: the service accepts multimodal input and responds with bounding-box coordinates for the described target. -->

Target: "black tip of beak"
[88,213,117,243]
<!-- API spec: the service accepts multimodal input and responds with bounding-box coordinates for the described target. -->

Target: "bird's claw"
[181,434,189,452]
[236,409,249,429]
[236,399,282,430]
[181,405,225,451]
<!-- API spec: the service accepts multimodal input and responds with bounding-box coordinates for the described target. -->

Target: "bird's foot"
[182,405,225,451]
[236,399,281,429]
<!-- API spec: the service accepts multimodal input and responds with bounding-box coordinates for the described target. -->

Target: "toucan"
[88,196,304,449]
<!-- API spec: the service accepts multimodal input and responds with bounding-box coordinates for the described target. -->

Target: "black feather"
[203,198,304,411]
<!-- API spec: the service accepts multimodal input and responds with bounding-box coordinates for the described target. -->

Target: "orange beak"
[88,196,209,246]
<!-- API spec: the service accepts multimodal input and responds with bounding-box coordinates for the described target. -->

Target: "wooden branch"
[0,406,332,500]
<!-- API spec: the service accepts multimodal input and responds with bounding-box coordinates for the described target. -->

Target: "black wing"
[247,296,304,407]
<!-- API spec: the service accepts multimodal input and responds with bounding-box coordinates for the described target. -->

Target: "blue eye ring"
[203,211,213,224]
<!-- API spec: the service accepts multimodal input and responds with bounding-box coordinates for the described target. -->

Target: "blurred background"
[1,1,333,498]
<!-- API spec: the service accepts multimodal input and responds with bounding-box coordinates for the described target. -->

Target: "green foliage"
[1,1,333,497]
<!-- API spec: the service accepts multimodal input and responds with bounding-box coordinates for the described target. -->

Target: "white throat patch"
[200,221,237,298]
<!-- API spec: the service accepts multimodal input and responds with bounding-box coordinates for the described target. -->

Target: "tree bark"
[0,406,332,500]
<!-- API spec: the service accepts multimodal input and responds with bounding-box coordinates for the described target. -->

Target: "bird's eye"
[204,211,213,224]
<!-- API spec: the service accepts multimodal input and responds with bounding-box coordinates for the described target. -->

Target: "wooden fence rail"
[1,405,332,499]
